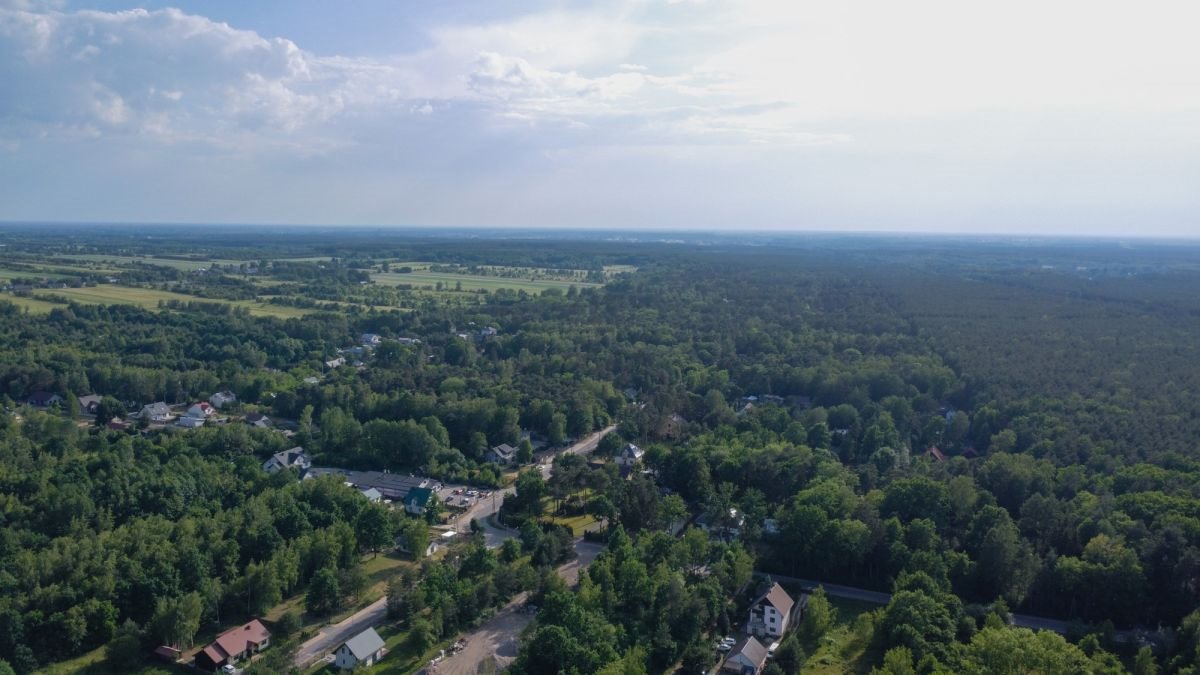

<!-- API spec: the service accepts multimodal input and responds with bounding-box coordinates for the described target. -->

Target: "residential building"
[186,402,216,419]
[747,582,796,639]
[616,443,644,467]
[209,391,237,409]
[361,487,383,503]
[262,447,311,474]
[334,627,386,670]
[404,486,433,516]
[304,468,432,501]
[721,636,768,675]
[325,356,346,369]
[487,443,516,465]
[176,416,206,429]
[360,333,382,347]
[245,412,272,428]
[194,620,271,672]
[27,391,63,407]
[78,394,102,415]
[138,402,173,423]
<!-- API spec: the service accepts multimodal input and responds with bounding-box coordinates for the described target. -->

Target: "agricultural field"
[22,285,311,318]
[372,270,601,295]
[52,254,248,271]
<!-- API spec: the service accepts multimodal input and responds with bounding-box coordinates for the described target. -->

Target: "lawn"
[540,493,599,536]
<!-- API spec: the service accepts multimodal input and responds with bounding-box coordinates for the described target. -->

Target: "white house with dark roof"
[747,582,796,639]
[334,626,385,670]
[209,391,237,409]
[262,447,311,474]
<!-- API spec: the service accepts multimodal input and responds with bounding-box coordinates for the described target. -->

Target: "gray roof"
[305,467,430,500]
[342,627,385,660]
[730,636,768,670]
[491,443,516,459]
[754,582,795,618]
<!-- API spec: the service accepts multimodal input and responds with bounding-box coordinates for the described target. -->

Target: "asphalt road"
[763,572,1099,636]
[433,539,606,675]
[294,595,388,669]
[294,428,616,669]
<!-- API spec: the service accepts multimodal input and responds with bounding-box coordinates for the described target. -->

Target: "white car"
[767,641,780,657]
[716,641,732,653]
[221,666,237,675]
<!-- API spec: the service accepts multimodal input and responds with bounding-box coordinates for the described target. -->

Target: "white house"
[487,443,516,465]
[209,391,237,409]
[262,447,311,474]
[186,402,216,419]
[334,627,385,670]
[616,443,645,467]
[325,356,346,369]
[360,333,382,347]
[747,582,796,639]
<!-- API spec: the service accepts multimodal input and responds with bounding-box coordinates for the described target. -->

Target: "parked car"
[768,641,780,657]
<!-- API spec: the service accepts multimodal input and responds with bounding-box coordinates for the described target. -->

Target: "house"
[138,402,173,423]
[721,636,769,675]
[107,418,132,431]
[657,413,686,440]
[304,468,433,501]
[325,356,346,369]
[303,376,321,385]
[698,508,745,541]
[479,326,498,338]
[194,619,271,672]
[360,333,382,347]
[404,486,433,516]
[186,402,216,419]
[209,391,237,409]
[27,391,63,408]
[78,394,102,415]
[176,416,206,429]
[747,582,796,639]
[361,487,383,503]
[487,443,516,465]
[246,412,272,428]
[334,626,386,670]
[396,337,422,345]
[616,443,645,467]
[262,447,311,474]
[925,446,947,462]
[153,645,182,663]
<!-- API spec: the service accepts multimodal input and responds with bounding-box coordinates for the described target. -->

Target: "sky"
[1,0,1199,236]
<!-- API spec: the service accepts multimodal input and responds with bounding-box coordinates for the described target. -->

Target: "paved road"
[761,572,1138,637]
[294,596,387,669]
[434,540,606,675]
[458,426,617,548]
[295,429,616,669]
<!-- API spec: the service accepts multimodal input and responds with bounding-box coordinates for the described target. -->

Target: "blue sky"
[2,0,1199,235]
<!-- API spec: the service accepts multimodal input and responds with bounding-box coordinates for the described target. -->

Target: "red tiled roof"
[203,619,270,664]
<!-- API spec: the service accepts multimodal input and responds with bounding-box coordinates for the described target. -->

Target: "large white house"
[747,582,796,639]
[209,391,237,409]
[615,443,645,467]
[262,447,311,474]
[334,627,385,670]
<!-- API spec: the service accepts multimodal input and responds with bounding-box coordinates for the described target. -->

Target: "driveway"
[432,539,606,675]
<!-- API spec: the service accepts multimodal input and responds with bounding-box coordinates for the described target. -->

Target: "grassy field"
[19,285,310,318]
[54,254,251,271]
[0,294,68,313]
[373,271,600,295]
[800,595,883,674]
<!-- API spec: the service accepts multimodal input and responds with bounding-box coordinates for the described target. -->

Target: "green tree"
[354,502,393,556]
[798,586,834,648]
[306,567,341,616]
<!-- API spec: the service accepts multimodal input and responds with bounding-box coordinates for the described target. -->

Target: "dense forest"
[0,228,1197,674]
